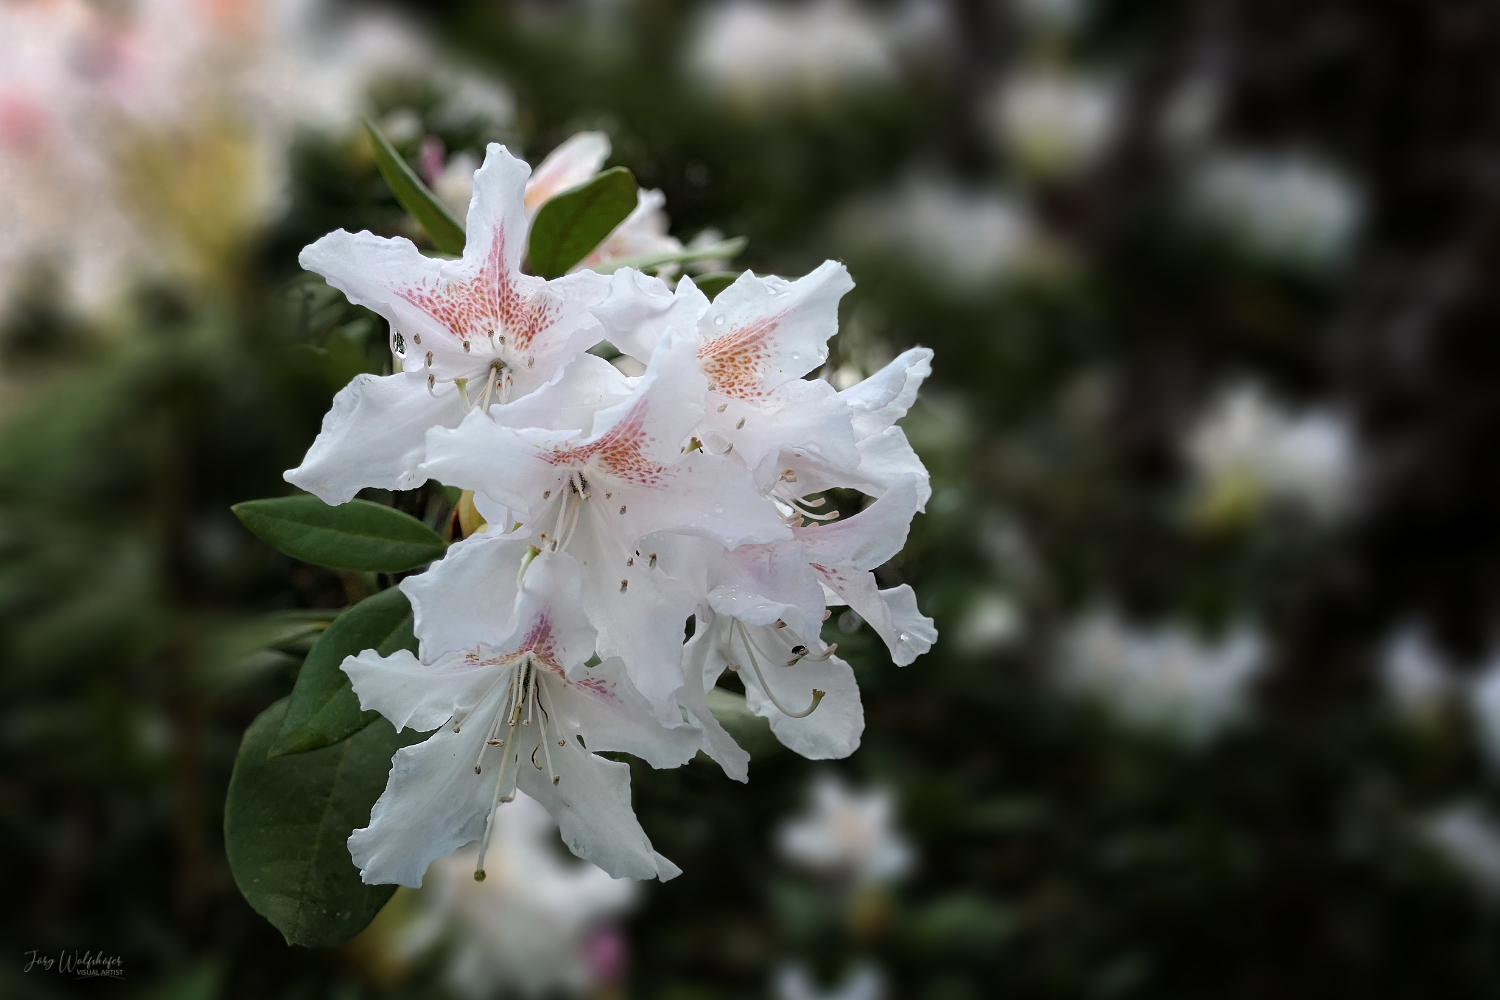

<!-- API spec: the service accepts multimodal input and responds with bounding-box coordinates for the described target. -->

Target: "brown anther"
[487,739,502,746]
[620,580,629,592]
[474,765,482,774]
[425,351,434,366]
[413,333,421,344]
[626,557,634,566]
[527,356,535,368]
[649,553,657,568]
[619,505,627,515]
[736,417,746,429]
[717,402,728,413]
[463,341,471,353]
[605,491,612,499]
[543,489,551,499]
[775,619,787,628]
[428,374,436,389]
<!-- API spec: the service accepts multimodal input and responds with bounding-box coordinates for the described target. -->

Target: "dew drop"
[713,315,726,326]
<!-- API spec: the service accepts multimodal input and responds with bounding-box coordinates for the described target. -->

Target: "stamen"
[736,417,745,429]
[649,553,657,568]
[413,333,421,345]
[717,402,728,413]
[620,580,628,593]
[516,545,541,588]
[619,505,627,515]
[474,659,527,881]
[734,620,824,719]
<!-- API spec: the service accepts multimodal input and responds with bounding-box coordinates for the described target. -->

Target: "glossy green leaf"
[690,271,743,300]
[269,587,417,758]
[232,495,447,572]
[587,237,749,275]
[362,115,466,255]
[225,697,421,948]
[528,166,638,279]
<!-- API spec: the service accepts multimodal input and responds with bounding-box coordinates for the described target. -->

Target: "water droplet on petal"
[713,315,726,326]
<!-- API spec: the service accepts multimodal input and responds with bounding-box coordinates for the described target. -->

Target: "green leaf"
[690,271,743,300]
[233,495,447,572]
[225,697,422,948]
[270,587,417,758]
[528,166,638,279]
[587,237,749,275]
[362,115,466,256]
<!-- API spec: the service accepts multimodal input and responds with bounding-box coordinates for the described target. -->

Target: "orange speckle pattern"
[542,400,668,487]
[396,228,559,352]
[698,315,781,401]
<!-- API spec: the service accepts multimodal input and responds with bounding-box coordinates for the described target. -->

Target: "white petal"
[570,511,697,716]
[524,131,610,215]
[744,652,863,760]
[817,566,935,667]
[400,533,526,662]
[795,473,923,571]
[424,410,577,515]
[700,260,853,393]
[679,627,750,782]
[592,267,707,363]
[510,549,597,673]
[299,231,458,352]
[780,424,931,511]
[517,737,681,881]
[700,376,856,487]
[557,657,701,769]
[841,347,934,440]
[718,542,827,631]
[611,454,791,548]
[348,695,501,887]
[284,370,464,505]
[877,584,938,665]
[343,646,504,733]
[484,352,632,433]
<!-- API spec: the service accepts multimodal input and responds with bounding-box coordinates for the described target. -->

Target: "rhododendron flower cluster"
[290,140,936,884]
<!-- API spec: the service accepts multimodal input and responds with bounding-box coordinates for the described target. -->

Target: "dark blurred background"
[6,0,1500,997]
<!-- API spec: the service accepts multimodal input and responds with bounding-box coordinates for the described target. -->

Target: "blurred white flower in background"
[0,0,435,310]
[837,178,1048,289]
[1158,73,1222,153]
[1011,0,1091,34]
[956,590,1024,656]
[1187,151,1363,270]
[1380,626,1458,721]
[1467,658,1500,775]
[1418,803,1500,898]
[688,0,899,107]
[778,774,913,884]
[398,794,639,999]
[1183,383,1358,526]
[986,70,1121,179]
[1056,608,1267,744]
[777,963,885,1000]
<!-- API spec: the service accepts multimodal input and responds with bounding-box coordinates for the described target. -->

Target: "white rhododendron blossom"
[290,143,611,504]
[1055,608,1267,745]
[1183,383,1358,524]
[285,141,937,883]
[777,774,914,884]
[403,793,638,998]
[987,70,1122,178]
[1419,803,1500,898]
[1187,150,1363,269]
[0,0,433,308]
